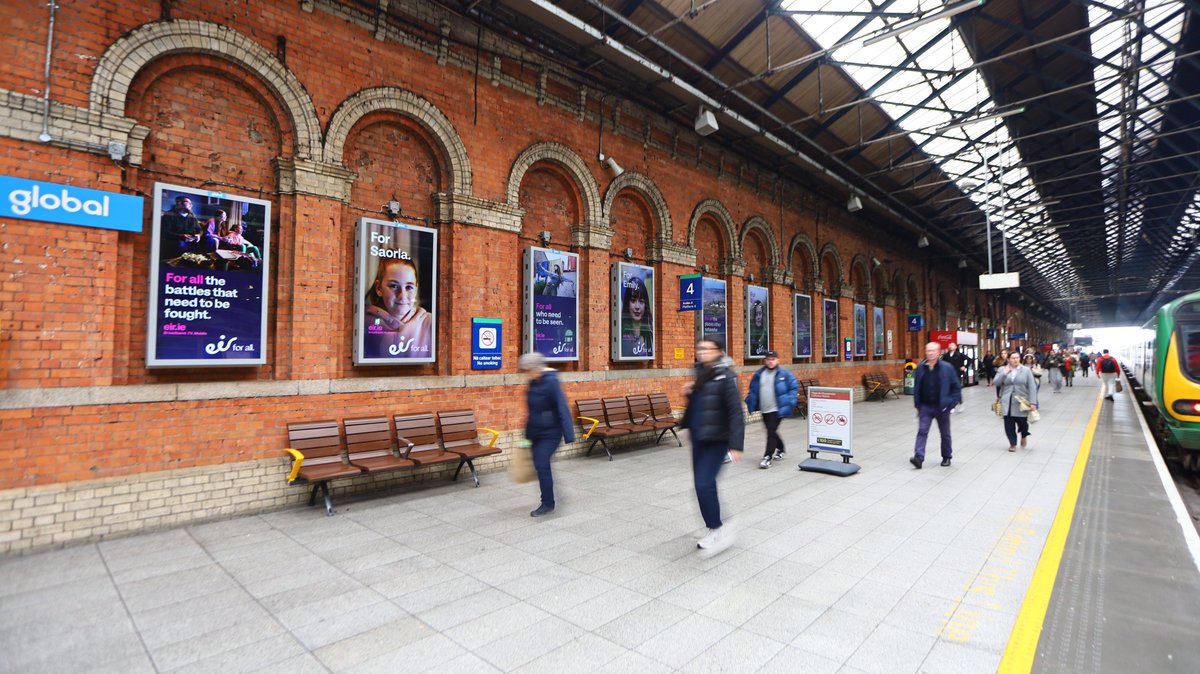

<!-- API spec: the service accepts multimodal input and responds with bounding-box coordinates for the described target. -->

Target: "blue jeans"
[531,438,558,508]
[692,441,726,529]
[914,404,952,461]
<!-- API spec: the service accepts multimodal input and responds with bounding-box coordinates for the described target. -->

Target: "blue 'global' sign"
[1,176,143,232]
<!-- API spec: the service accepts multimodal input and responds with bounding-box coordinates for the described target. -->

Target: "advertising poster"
[697,277,727,347]
[146,183,271,367]
[355,217,438,364]
[794,293,812,358]
[523,246,579,361]
[853,303,867,357]
[746,285,770,358]
[823,298,839,357]
[873,307,885,357]
[612,262,655,361]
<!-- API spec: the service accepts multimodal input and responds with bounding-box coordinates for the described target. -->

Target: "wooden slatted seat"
[345,416,415,473]
[394,412,460,468]
[436,409,502,487]
[603,397,642,433]
[863,372,900,401]
[576,398,631,461]
[631,394,682,447]
[283,420,362,516]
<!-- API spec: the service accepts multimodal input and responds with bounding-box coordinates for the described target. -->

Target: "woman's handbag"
[1116,379,1124,393]
[991,399,1004,417]
[1017,397,1040,423]
[1017,397,1032,412]
[1031,365,1045,378]
[508,440,535,483]
[1028,408,1041,423]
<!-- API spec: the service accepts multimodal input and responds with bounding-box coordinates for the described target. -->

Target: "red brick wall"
[0,0,1048,493]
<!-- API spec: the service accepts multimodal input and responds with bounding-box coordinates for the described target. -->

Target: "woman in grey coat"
[995,351,1039,452]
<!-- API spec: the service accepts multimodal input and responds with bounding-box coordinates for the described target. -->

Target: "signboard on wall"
[679,274,702,311]
[907,314,924,332]
[746,285,769,359]
[853,303,867,357]
[1,175,144,232]
[354,217,438,364]
[146,183,271,367]
[612,262,655,361]
[823,299,839,357]
[873,307,885,357]
[793,293,812,358]
[696,277,727,347]
[471,318,502,370]
[523,246,579,361]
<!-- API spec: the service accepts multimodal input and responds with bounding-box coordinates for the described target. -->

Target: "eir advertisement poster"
[523,246,579,361]
[355,218,438,364]
[146,183,271,367]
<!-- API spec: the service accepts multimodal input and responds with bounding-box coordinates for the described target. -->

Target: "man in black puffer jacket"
[680,336,745,556]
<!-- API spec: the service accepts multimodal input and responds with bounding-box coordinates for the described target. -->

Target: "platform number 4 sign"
[679,274,702,312]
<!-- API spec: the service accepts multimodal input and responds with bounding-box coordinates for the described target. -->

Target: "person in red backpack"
[1095,349,1119,400]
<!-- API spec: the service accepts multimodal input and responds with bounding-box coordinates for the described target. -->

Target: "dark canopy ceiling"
[438,0,1199,327]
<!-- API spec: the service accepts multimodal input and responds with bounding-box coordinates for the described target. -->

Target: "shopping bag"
[1116,379,1124,393]
[509,440,535,483]
[1028,408,1041,423]
[1017,397,1032,412]
[991,399,1003,417]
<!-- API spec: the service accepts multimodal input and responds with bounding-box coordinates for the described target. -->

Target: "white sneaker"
[697,525,737,556]
[759,457,771,469]
[772,449,786,461]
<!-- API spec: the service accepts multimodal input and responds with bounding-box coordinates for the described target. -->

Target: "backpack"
[1099,356,1117,373]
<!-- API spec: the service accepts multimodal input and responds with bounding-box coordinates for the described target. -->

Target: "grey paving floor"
[0,377,1102,673]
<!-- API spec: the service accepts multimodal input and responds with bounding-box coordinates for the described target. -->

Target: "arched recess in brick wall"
[872,264,889,304]
[891,269,906,307]
[341,112,446,221]
[506,142,602,227]
[849,255,871,302]
[788,233,818,291]
[819,244,843,294]
[324,87,472,196]
[740,216,780,280]
[601,172,673,246]
[90,20,322,161]
[687,199,739,261]
[907,275,922,313]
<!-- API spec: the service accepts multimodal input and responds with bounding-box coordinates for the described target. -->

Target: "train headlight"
[1171,400,1200,417]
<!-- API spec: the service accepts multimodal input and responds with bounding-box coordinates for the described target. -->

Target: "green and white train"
[1128,290,1200,471]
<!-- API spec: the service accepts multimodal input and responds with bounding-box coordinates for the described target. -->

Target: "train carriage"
[1133,290,1200,471]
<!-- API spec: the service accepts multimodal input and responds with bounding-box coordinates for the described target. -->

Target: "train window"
[1181,313,1200,381]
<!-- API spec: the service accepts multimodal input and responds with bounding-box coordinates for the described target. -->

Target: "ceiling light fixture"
[862,0,987,47]
[695,106,719,136]
[846,194,863,212]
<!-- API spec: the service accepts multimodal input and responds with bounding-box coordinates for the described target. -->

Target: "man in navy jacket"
[745,351,799,469]
[911,341,962,468]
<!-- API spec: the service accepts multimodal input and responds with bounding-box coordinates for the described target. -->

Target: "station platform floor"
[3,373,1198,673]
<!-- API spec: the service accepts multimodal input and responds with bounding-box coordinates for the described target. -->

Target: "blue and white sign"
[1008,332,1027,340]
[1,176,143,232]
[907,314,924,332]
[679,274,702,311]
[471,317,502,370]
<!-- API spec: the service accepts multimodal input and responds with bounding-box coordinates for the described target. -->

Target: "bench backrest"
[393,413,440,460]
[344,416,394,461]
[437,409,480,450]
[286,420,343,465]
[627,395,654,424]
[649,392,674,419]
[603,397,636,428]
[576,399,608,427]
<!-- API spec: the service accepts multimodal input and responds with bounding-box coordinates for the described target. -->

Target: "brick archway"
[506,141,603,227]
[90,20,322,161]
[740,216,781,272]
[601,171,673,243]
[324,87,472,195]
[686,199,739,258]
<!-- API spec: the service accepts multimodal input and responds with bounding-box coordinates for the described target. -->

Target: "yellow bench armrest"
[480,427,501,449]
[577,416,600,439]
[283,448,305,484]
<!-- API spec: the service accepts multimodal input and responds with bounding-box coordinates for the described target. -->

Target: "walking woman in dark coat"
[680,336,744,556]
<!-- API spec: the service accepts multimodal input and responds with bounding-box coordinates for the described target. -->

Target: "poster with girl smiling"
[612,262,655,361]
[354,217,438,364]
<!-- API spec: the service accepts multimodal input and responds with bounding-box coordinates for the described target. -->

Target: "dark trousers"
[762,412,784,458]
[914,403,952,461]
[1003,416,1030,447]
[692,441,726,529]
[531,437,558,508]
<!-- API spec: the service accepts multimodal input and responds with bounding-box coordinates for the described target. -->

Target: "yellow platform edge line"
[997,392,1106,674]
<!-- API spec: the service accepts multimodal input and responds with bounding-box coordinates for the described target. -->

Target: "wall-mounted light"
[385,200,401,218]
[623,247,634,260]
[538,230,552,246]
[917,235,930,248]
[107,141,126,161]
[846,194,863,213]
[700,264,710,274]
[604,156,625,177]
[747,273,755,283]
[871,256,881,268]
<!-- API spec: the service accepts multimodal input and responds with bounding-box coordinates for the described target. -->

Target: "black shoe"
[530,504,554,517]
[1105,395,1114,400]
[940,458,951,467]
[910,456,923,469]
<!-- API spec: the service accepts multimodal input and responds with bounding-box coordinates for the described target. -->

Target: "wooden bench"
[795,378,821,418]
[629,394,682,447]
[863,372,901,401]
[577,394,679,460]
[282,410,502,516]
[437,409,501,487]
[576,398,632,461]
